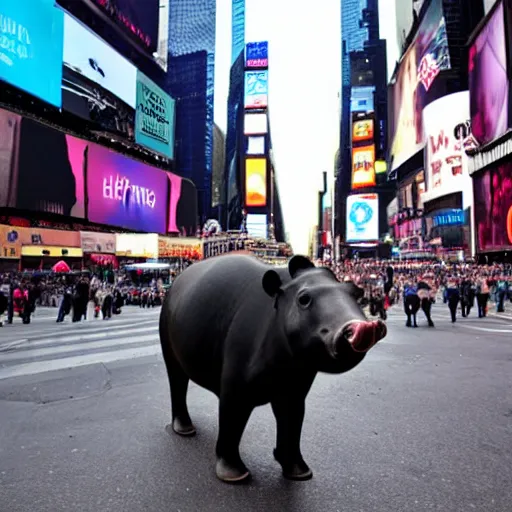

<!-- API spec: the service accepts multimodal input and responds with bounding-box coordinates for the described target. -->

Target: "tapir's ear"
[262,270,282,298]
[342,282,365,301]
[288,255,315,278]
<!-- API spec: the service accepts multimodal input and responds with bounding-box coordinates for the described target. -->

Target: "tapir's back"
[160,254,288,392]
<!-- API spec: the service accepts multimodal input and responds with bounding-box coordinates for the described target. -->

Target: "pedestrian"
[403,281,420,328]
[444,278,460,323]
[476,276,490,318]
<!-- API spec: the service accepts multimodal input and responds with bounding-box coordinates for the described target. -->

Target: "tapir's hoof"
[169,417,196,437]
[215,457,250,483]
[274,449,313,481]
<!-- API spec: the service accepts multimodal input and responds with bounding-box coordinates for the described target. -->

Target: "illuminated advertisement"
[244,71,269,109]
[0,108,86,217]
[245,158,267,208]
[247,136,265,155]
[80,231,116,254]
[350,86,375,113]
[473,162,512,252]
[422,91,478,204]
[352,118,374,143]
[0,0,64,107]
[135,71,175,158]
[352,145,376,189]
[246,214,268,239]
[469,1,508,146]
[244,113,268,135]
[346,193,379,242]
[86,143,168,234]
[0,225,21,259]
[390,0,451,171]
[115,233,159,258]
[89,0,160,54]
[63,13,137,108]
[246,41,268,68]
[167,175,198,237]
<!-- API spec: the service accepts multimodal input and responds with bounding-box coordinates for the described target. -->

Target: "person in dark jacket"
[460,279,475,317]
[403,282,420,328]
[444,278,460,323]
[417,280,435,327]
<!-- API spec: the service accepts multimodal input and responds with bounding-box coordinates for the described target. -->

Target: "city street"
[0,303,511,512]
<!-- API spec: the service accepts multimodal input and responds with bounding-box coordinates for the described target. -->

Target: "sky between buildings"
[214,0,399,254]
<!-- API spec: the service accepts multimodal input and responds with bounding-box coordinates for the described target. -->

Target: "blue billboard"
[244,70,268,109]
[135,71,175,158]
[0,0,64,107]
[246,41,268,68]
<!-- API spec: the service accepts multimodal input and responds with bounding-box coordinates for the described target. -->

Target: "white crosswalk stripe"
[0,310,162,381]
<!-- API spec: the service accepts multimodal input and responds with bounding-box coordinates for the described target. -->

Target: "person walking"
[444,277,460,323]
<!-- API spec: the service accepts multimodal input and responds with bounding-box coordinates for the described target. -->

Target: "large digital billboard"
[352,145,376,189]
[469,1,508,147]
[244,71,269,109]
[86,143,168,234]
[135,71,175,158]
[390,0,451,171]
[246,214,268,239]
[63,13,137,108]
[89,0,160,54]
[346,193,379,242]
[245,158,267,207]
[0,0,64,107]
[246,41,268,68]
[244,113,268,134]
[474,162,512,252]
[352,117,374,143]
[350,86,375,114]
[422,91,478,204]
[0,108,86,217]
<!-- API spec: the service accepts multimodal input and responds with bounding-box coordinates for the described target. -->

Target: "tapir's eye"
[297,293,312,308]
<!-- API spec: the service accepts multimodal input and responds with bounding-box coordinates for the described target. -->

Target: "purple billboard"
[86,143,169,233]
[469,1,508,146]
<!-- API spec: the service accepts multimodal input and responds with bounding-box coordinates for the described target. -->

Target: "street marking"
[458,325,512,333]
[0,344,162,380]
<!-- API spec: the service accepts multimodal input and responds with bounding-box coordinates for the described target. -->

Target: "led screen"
[352,118,374,143]
[422,91,477,204]
[390,0,451,171]
[473,162,512,252]
[86,143,168,233]
[246,41,268,68]
[469,1,508,146]
[350,86,375,113]
[244,70,268,109]
[246,214,268,239]
[135,70,175,158]
[0,0,64,107]
[352,145,376,189]
[247,136,265,155]
[346,193,379,242]
[244,113,268,135]
[63,13,137,108]
[245,158,267,207]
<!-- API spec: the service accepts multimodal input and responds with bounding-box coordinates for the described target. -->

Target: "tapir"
[159,254,386,483]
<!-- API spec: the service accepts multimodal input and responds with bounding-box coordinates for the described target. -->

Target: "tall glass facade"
[167,0,216,224]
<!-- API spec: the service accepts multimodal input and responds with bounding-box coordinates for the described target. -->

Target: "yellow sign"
[158,237,203,259]
[245,158,267,207]
[21,246,83,257]
[0,225,21,259]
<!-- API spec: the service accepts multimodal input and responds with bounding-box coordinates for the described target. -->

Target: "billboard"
[346,193,379,242]
[80,231,116,254]
[89,0,160,54]
[390,0,451,171]
[473,162,512,252]
[244,113,268,134]
[352,145,376,189]
[246,214,268,239]
[350,86,375,113]
[352,118,374,143]
[135,71,175,158]
[247,136,265,155]
[422,91,478,204]
[86,143,168,234]
[0,109,86,217]
[469,1,508,147]
[167,174,198,236]
[245,158,267,207]
[244,71,269,109]
[115,233,159,258]
[246,41,268,68]
[63,13,137,108]
[0,0,64,107]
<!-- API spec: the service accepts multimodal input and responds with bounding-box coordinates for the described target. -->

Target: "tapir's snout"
[336,319,387,353]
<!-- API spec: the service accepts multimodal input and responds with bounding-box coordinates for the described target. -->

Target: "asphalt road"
[0,303,511,512]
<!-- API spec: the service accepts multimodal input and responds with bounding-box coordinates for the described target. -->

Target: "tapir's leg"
[159,305,195,436]
[215,393,253,483]
[272,372,316,481]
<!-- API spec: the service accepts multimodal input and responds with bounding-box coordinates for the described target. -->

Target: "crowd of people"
[318,259,512,326]
[0,270,171,326]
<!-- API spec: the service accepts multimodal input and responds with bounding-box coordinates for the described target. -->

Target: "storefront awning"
[21,246,83,258]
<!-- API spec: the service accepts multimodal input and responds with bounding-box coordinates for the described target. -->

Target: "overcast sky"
[214,0,398,254]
